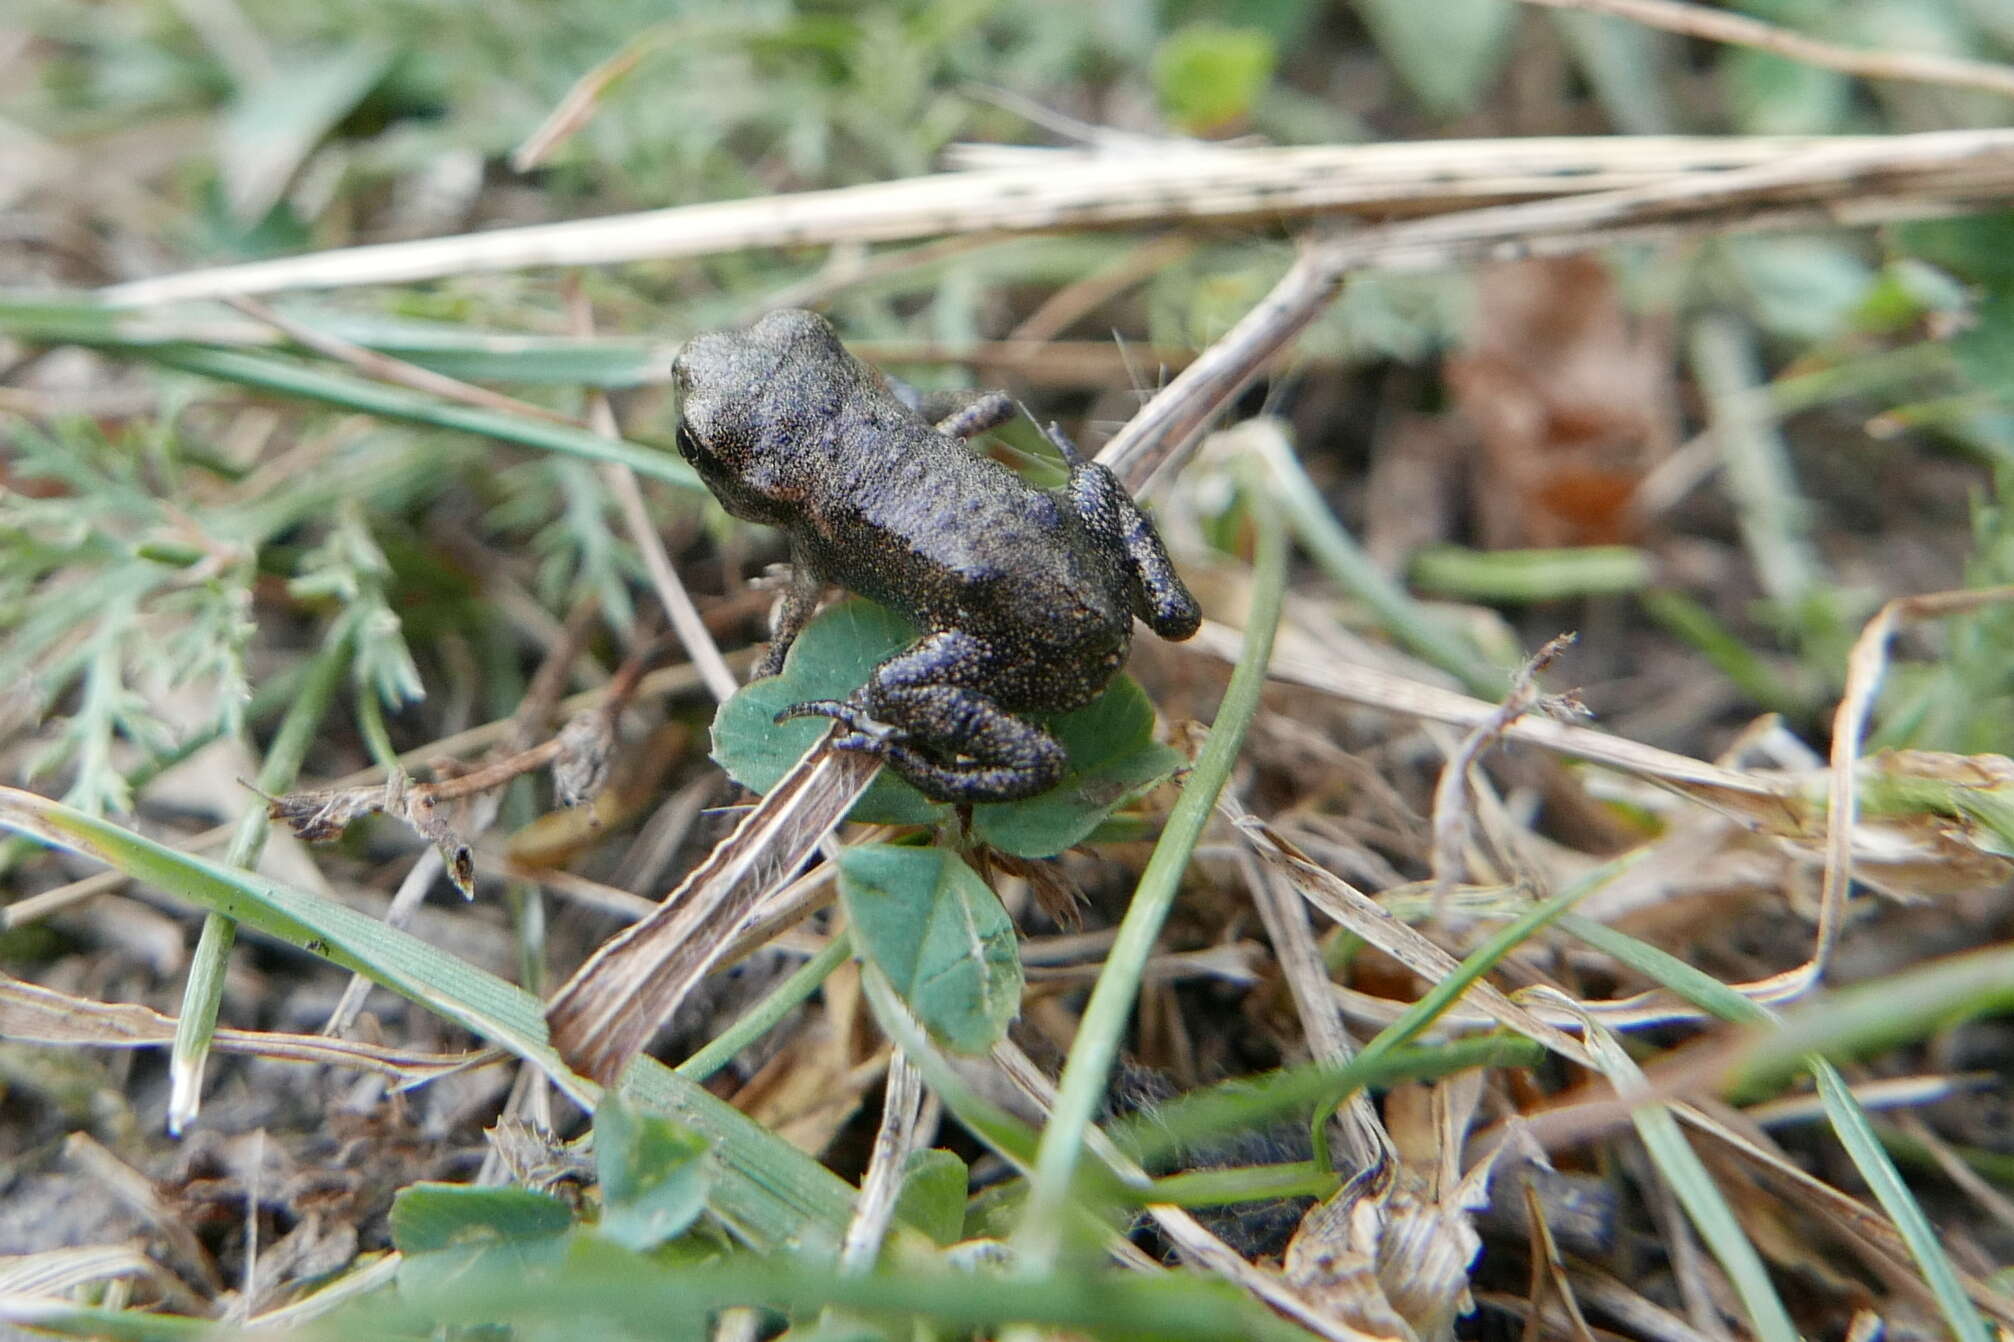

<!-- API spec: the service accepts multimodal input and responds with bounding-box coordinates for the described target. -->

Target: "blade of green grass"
[1013,468,1286,1271]
[1580,1021,1800,1342]
[1109,1033,1543,1171]
[1410,544,1653,602]
[1253,422,1503,697]
[123,344,701,490]
[168,622,351,1134]
[0,291,674,387]
[1731,942,2014,1090]
[0,1299,213,1341]
[1301,851,1642,1171]
[0,786,854,1255]
[1352,856,1643,1075]
[676,932,852,1083]
[1561,914,1994,1342]
[1811,1066,1993,1342]
[1142,1161,1333,1206]
[322,1236,1320,1342]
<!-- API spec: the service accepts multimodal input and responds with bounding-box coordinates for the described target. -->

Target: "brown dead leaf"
[1286,1075,1494,1342]
[1447,256,1675,548]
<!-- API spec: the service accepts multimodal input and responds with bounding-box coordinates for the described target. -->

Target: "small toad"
[672,309,1200,803]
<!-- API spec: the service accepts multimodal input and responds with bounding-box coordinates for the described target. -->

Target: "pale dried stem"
[1625,1141,1735,1342]
[1888,1112,2014,1233]
[319,847,450,1039]
[1189,621,1788,805]
[1426,634,1575,909]
[1227,808,1391,1170]
[569,289,739,704]
[1806,585,2014,996]
[544,740,877,1084]
[98,132,2014,308]
[0,973,498,1084]
[838,1051,932,1272]
[1096,130,2014,488]
[1747,1073,1989,1127]
[1515,0,2014,98]
[1520,1177,1600,1342]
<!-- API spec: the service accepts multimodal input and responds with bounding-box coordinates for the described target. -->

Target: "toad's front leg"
[777,630,1067,803]
[752,544,827,680]
[1048,425,1201,642]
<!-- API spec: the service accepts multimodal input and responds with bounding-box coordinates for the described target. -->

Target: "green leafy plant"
[594,1095,715,1252]
[1153,23,1277,132]
[710,599,1184,855]
[839,844,1023,1054]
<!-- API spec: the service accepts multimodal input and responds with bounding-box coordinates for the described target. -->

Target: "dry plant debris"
[3,2,2014,1340]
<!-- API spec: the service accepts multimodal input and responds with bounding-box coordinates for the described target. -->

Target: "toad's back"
[674,311,1131,657]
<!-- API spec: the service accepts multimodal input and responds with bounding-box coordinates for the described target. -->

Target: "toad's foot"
[775,698,901,742]
[775,692,1066,804]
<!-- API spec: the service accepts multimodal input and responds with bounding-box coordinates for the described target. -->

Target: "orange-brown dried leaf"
[1446,256,1675,548]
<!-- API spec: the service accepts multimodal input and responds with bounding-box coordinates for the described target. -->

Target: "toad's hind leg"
[778,630,1066,803]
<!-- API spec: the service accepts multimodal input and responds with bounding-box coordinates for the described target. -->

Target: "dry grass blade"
[0,974,497,1085]
[1428,633,1578,901]
[1523,1071,2014,1328]
[1513,0,2014,98]
[838,1051,931,1272]
[511,30,658,172]
[569,289,739,705]
[63,1133,222,1295]
[1231,806,1594,1066]
[1193,621,1790,809]
[1519,1175,1599,1342]
[0,1245,209,1321]
[1810,586,2014,991]
[1199,618,2014,901]
[1673,1108,2014,1330]
[1235,840,1392,1170]
[1096,129,2014,486]
[96,132,2014,308]
[545,735,878,1084]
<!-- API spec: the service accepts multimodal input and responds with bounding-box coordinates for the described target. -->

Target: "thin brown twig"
[1007,233,1198,345]
[511,32,657,172]
[1427,633,1577,909]
[1514,0,2014,99]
